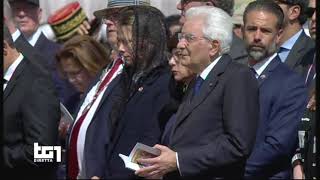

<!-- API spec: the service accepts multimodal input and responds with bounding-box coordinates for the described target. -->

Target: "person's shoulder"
[24,57,52,78]
[227,58,251,75]
[273,61,305,86]
[38,33,62,49]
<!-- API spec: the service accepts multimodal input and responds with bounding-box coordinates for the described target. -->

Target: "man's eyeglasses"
[178,33,212,43]
[306,7,316,18]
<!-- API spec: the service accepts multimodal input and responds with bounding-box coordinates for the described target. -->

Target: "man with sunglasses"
[292,0,316,179]
[271,0,314,74]
[176,0,249,63]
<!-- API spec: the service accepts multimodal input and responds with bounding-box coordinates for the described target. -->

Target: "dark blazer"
[67,70,123,178]
[15,34,50,70]
[34,33,78,112]
[105,67,172,179]
[3,57,60,179]
[245,56,308,179]
[285,31,315,74]
[166,55,260,179]
[15,32,78,112]
[300,48,316,93]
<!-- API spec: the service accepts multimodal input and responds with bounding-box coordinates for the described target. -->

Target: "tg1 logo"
[33,143,61,163]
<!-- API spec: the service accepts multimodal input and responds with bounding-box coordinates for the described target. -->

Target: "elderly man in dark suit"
[8,0,78,111]
[242,1,308,178]
[3,24,60,179]
[135,6,259,179]
[176,0,248,62]
[270,0,315,74]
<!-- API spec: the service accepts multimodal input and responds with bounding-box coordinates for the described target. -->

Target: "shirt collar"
[251,53,277,78]
[27,28,42,46]
[11,29,21,42]
[281,29,303,50]
[199,55,222,80]
[4,53,24,82]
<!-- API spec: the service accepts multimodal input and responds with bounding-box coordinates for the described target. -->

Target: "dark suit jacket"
[166,55,259,179]
[105,67,172,179]
[15,32,78,112]
[245,56,308,179]
[66,69,123,178]
[285,31,315,74]
[299,48,316,93]
[3,57,60,179]
[34,33,78,112]
[15,34,50,70]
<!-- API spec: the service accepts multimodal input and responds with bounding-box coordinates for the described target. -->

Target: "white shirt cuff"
[176,152,182,176]
[11,29,21,42]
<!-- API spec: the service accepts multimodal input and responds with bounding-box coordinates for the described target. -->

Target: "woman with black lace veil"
[97,5,173,179]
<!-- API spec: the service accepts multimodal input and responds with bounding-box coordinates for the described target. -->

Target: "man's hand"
[135,144,178,179]
[293,162,304,179]
[58,118,70,139]
[76,20,91,35]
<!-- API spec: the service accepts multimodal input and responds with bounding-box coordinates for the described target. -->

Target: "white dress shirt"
[251,53,277,79]
[3,53,24,91]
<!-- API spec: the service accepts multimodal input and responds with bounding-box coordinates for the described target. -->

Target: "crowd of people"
[3,0,317,179]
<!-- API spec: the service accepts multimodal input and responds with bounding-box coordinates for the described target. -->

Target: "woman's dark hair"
[110,5,170,128]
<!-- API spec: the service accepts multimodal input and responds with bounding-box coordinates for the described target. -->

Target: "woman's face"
[60,57,94,93]
[169,48,195,83]
[118,25,134,66]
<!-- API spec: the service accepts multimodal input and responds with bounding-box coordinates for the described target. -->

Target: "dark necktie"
[193,76,204,97]
[249,67,258,79]
[3,78,8,84]
[68,58,123,179]
[278,47,289,62]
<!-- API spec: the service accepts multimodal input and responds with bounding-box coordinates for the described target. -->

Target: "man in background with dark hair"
[242,1,308,178]
[165,14,182,38]
[3,24,60,179]
[176,0,248,62]
[271,0,314,73]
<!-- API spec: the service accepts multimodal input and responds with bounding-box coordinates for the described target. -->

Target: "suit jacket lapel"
[258,56,281,87]
[4,59,26,102]
[285,31,313,68]
[172,55,231,134]
[94,75,121,117]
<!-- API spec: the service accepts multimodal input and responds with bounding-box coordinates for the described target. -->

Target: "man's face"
[104,15,119,49]
[60,57,94,93]
[274,0,300,27]
[177,0,213,24]
[308,0,316,39]
[11,1,41,37]
[243,10,282,63]
[177,16,215,74]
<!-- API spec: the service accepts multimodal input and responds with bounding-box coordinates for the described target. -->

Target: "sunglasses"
[306,7,316,18]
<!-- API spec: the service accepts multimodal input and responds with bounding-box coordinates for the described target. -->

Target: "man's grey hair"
[185,6,233,54]
[4,0,13,22]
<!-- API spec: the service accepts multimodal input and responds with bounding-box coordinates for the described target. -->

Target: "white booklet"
[60,103,74,123]
[119,142,161,171]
